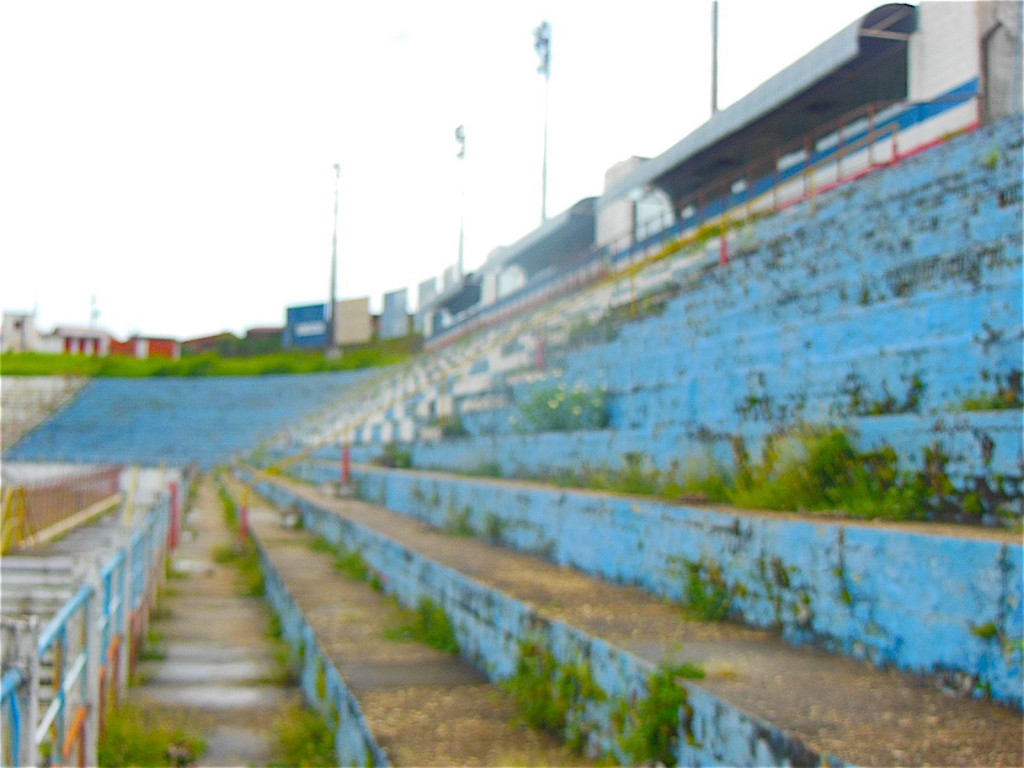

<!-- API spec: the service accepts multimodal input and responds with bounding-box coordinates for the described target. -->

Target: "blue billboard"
[284,303,327,349]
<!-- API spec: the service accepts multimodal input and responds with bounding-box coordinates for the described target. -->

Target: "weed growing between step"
[682,559,732,622]
[213,476,264,596]
[217,480,337,766]
[333,544,385,592]
[505,637,705,765]
[270,703,336,767]
[384,596,460,654]
[98,703,206,767]
[613,662,705,766]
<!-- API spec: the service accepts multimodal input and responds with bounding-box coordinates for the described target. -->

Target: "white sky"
[0,0,883,340]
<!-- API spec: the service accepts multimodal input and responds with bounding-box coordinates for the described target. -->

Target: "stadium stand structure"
[275,114,1022,526]
[2,370,376,468]
[1,377,86,450]
[2,6,1020,763]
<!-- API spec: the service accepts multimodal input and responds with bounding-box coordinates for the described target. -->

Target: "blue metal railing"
[0,483,175,766]
[1,668,26,766]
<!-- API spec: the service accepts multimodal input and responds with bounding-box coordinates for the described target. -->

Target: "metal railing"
[0,486,175,767]
[2,467,123,554]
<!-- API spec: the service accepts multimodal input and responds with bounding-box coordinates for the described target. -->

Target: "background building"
[334,298,373,346]
[379,289,410,340]
[283,304,328,350]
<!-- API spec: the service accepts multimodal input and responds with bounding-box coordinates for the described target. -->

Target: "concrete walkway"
[129,477,300,767]
[254,473,1023,767]
[223,474,593,767]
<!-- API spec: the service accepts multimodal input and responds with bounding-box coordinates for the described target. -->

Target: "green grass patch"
[333,546,384,591]
[270,703,336,767]
[98,702,205,767]
[0,339,417,378]
[212,541,265,597]
[384,597,460,654]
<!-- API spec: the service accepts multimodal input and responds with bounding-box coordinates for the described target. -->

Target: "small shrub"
[518,384,609,433]
[615,662,704,767]
[375,443,413,469]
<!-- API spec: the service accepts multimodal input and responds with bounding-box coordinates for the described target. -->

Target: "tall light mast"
[455,125,466,277]
[534,20,551,223]
[711,1,720,116]
[328,163,340,355]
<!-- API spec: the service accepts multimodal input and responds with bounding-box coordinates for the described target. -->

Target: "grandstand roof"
[425,197,596,317]
[433,273,482,316]
[484,197,596,277]
[601,3,918,207]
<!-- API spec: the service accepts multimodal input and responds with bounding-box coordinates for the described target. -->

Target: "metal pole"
[455,126,466,277]
[328,163,340,354]
[541,72,549,223]
[535,21,551,223]
[85,574,100,768]
[711,1,719,116]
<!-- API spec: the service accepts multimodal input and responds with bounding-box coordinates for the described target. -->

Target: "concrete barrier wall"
[250,522,390,767]
[410,410,1022,489]
[347,466,1022,708]
[246,472,845,765]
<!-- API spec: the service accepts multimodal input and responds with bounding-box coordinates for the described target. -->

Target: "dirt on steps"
[254,473,1024,767]
[128,478,301,768]
[234,476,594,767]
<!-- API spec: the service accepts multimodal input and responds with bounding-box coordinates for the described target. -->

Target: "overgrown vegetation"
[614,662,705,766]
[962,370,1023,411]
[682,559,732,621]
[504,639,605,753]
[98,703,206,767]
[518,425,1017,525]
[504,637,705,764]
[384,597,460,654]
[270,703,337,767]
[213,479,264,596]
[374,443,413,469]
[329,542,384,592]
[0,337,416,377]
[515,384,609,433]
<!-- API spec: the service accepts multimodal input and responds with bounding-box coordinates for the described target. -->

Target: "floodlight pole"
[535,21,551,223]
[455,125,466,278]
[328,163,340,356]
[711,1,719,116]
